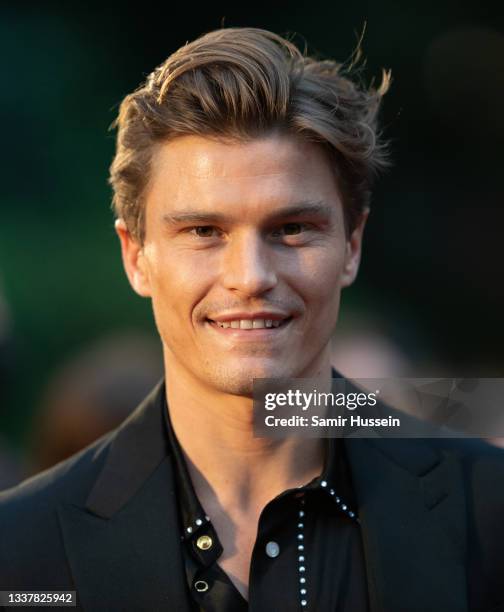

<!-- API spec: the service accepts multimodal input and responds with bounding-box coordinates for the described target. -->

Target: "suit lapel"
[345,436,468,612]
[58,382,192,612]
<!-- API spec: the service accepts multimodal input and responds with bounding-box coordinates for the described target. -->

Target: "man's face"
[117,134,367,395]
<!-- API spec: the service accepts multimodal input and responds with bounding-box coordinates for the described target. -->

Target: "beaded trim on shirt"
[296,481,359,609]
[182,514,211,540]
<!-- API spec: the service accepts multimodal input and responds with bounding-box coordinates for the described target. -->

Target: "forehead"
[145,134,343,216]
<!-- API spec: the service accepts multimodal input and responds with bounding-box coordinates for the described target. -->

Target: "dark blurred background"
[1,2,503,485]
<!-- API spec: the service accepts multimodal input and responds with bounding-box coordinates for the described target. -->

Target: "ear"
[341,208,369,288]
[114,219,152,298]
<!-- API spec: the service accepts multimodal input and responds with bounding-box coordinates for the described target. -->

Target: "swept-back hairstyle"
[109,27,391,242]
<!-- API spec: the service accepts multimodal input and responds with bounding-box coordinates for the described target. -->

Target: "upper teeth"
[216,319,284,329]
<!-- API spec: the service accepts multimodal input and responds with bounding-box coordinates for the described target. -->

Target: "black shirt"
[163,396,369,612]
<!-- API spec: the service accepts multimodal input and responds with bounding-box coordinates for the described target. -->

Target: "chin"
[203,360,297,397]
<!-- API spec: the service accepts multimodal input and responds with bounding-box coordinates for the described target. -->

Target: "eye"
[272,222,310,237]
[190,226,219,238]
[283,223,304,235]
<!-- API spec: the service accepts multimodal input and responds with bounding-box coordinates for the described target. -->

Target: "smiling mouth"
[206,316,293,330]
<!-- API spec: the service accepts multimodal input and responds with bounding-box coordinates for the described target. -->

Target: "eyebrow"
[162,201,333,225]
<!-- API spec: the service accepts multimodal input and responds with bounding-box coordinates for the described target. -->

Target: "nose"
[220,229,278,297]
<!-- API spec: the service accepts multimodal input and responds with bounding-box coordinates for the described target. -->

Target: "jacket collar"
[85,380,170,518]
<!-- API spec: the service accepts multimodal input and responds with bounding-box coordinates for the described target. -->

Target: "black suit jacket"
[1,380,504,612]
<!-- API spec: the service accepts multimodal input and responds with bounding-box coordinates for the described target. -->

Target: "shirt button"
[196,535,213,550]
[265,541,280,558]
[194,580,209,592]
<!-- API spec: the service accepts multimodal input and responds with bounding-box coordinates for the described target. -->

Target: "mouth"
[206,316,293,331]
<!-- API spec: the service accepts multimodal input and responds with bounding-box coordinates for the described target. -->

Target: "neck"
[164,355,333,515]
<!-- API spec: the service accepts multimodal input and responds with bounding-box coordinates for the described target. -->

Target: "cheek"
[286,246,345,346]
[290,245,346,306]
[146,246,215,328]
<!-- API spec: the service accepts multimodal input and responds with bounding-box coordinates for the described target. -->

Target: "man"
[1,27,503,612]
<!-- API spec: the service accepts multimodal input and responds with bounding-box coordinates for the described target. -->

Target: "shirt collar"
[165,403,359,532]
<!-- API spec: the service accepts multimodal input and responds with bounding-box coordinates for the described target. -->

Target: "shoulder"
[375,396,504,487]
[430,436,504,501]
[357,428,504,504]
[392,435,504,516]
[0,429,113,515]
[0,431,114,588]
[0,379,167,520]
[427,435,504,474]
[0,381,167,588]
[387,433,504,480]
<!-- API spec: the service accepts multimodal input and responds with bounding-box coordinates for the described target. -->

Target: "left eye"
[272,223,308,237]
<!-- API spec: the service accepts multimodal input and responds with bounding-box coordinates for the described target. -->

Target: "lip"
[207,311,291,323]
